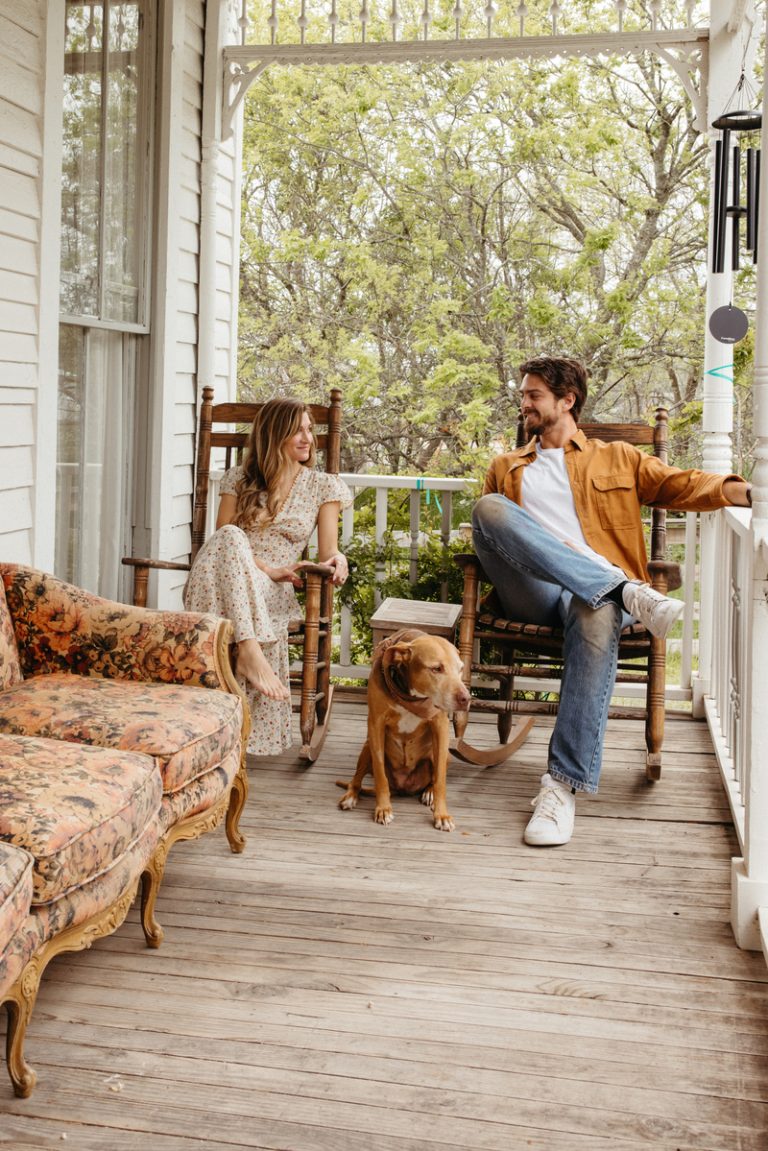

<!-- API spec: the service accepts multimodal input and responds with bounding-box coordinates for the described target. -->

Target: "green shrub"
[336,531,469,663]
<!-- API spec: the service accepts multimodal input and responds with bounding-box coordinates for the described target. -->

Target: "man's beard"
[523,410,558,438]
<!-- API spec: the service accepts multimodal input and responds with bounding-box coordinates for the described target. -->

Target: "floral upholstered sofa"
[0,563,248,1097]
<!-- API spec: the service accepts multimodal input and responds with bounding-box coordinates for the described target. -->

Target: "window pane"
[56,325,137,598]
[104,2,144,322]
[61,2,104,316]
[60,1,146,322]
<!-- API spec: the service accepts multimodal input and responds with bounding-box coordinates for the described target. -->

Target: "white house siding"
[0,1,61,570]
[143,0,241,608]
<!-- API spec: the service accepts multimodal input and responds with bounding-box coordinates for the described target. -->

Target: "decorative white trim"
[222,27,709,138]
[35,0,66,569]
[656,42,709,131]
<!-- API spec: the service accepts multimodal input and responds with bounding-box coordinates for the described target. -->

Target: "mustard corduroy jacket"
[482,428,742,582]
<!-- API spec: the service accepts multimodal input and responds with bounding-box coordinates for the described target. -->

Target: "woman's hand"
[267,564,304,587]
[325,552,349,586]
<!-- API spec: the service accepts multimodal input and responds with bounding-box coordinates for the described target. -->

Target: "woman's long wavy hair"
[233,398,315,530]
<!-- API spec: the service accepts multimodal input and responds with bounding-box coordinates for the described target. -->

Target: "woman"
[184,398,352,756]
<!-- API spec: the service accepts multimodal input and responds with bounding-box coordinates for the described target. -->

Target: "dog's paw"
[338,791,358,810]
[374,804,394,825]
[420,788,434,810]
[433,813,455,832]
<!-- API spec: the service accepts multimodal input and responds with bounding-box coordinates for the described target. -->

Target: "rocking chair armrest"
[453,552,491,583]
[295,561,336,579]
[647,559,682,594]
[122,557,192,572]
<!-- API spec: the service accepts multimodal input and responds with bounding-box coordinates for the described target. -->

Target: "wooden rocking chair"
[452,409,682,781]
[123,386,344,763]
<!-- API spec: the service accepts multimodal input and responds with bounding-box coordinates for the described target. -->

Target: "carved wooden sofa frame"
[0,563,249,1096]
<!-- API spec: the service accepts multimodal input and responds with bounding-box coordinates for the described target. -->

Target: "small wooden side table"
[370,597,462,650]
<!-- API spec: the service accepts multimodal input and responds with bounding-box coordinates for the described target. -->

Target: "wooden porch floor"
[2,701,768,1150]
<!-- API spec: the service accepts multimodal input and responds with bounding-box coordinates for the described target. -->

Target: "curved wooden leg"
[5,993,37,1098]
[225,760,248,853]
[141,841,169,949]
[4,882,138,1096]
[497,671,517,745]
[300,684,334,763]
[452,714,535,767]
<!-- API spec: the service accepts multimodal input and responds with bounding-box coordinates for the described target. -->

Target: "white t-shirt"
[521,444,618,573]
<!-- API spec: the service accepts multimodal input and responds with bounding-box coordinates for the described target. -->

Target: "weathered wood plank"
[2,706,767,1148]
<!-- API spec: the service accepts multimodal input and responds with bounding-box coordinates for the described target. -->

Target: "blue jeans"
[472,494,632,794]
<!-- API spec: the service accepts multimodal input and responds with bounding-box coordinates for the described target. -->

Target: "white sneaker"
[524,773,576,846]
[621,580,684,640]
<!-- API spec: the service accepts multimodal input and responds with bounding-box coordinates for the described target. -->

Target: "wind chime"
[709,72,762,344]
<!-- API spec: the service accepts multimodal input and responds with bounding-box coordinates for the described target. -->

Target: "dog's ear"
[381,642,413,670]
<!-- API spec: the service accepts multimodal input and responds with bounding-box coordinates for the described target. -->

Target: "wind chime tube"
[732,143,741,272]
[755,149,761,264]
[715,127,731,274]
[713,137,724,273]
[747,147,758,253]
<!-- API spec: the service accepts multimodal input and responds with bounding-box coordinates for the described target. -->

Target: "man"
[473,356,751,847]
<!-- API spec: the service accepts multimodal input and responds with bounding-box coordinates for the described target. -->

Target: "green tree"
[239,47,711,475]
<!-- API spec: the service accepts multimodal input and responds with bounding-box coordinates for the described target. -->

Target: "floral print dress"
[183,466,352,756]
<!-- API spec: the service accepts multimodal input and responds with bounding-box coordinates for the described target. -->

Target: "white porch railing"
[704,507,768,956]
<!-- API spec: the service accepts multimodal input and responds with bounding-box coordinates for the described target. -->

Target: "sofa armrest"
[0,564,238,692]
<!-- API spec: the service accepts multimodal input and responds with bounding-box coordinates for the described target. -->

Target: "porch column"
[731,17,768,956]
[694,0,758,714]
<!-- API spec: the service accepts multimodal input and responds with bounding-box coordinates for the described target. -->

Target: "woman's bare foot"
[235,639,291,701]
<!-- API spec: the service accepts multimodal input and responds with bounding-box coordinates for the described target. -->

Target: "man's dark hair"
[519,356,589,422]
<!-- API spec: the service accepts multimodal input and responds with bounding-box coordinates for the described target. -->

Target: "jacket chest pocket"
[592,473,638,529]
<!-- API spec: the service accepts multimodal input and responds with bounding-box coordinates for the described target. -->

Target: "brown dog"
[338,628,470,831]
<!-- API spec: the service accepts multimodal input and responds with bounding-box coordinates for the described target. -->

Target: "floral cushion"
[159,745,241,833]
[0,563,230,689]
[0,734,162,905]
[0,581,21,692]
[0,842,33,950]
[0,818,159,1003]
[0,675,242,797]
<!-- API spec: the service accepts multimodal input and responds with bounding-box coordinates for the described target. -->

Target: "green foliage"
[238,42,729,473]
[336,532,468,663]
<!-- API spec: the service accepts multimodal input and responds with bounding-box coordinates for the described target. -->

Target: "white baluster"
[421,0,431,41]
[390,0,400,41]
[615,0,626,33]
[453,0,463,40]
[484,0,496,38]
[329,0,339,44]
[86,4,97,51]
[267,0,278,45]
[360,0,369,43]
[517,1,527,36]
[298,0,308,44]
[650,0,661,31]
[549,0,560,35]
[239,0,248,45]
[685,0,695,27]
